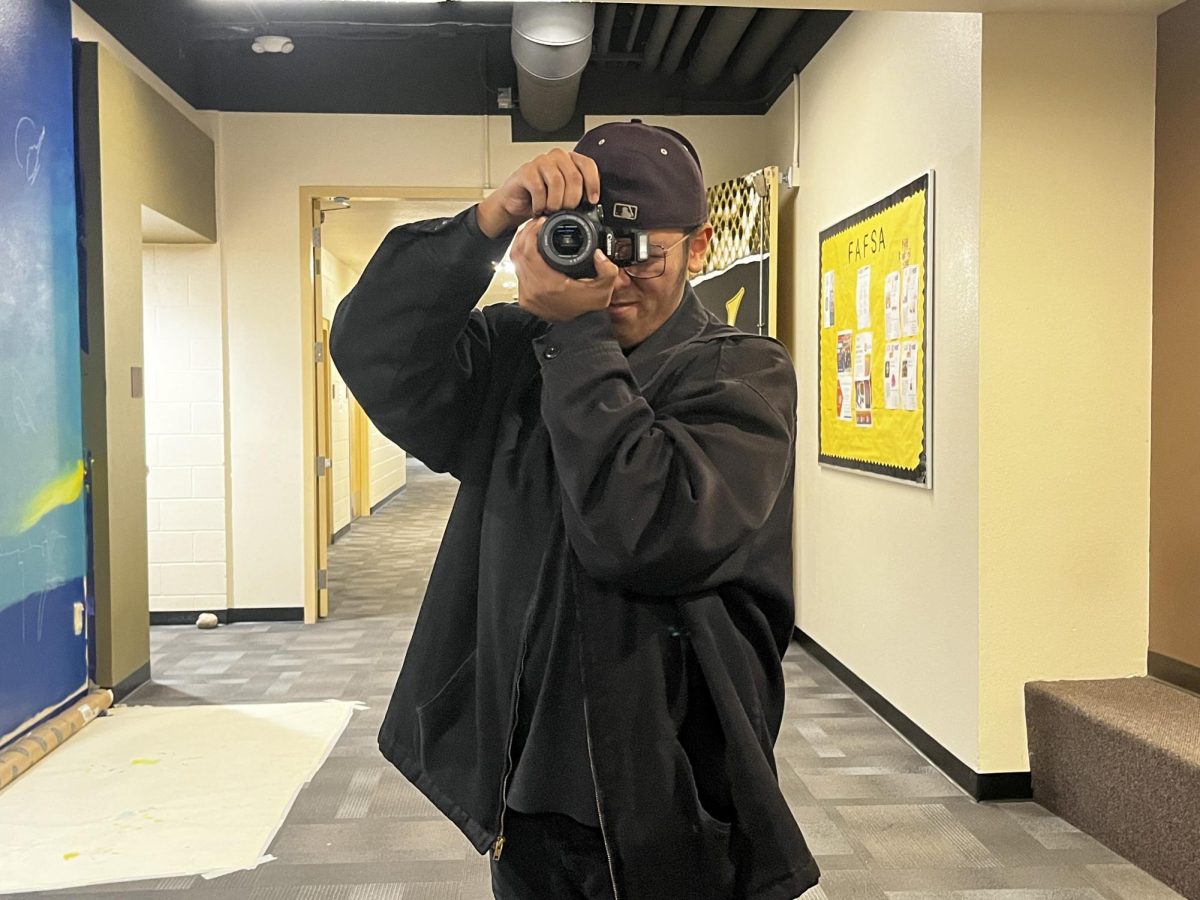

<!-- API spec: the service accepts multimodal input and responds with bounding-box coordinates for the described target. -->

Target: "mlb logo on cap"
[613,203,639,221]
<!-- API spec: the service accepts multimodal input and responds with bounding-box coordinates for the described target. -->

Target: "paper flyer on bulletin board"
[818,173,932,486]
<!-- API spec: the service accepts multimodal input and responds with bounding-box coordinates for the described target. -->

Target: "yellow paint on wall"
[8,460,85,536]
[725,287,746,326]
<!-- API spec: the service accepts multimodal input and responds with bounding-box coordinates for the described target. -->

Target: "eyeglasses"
[622,233,691,280]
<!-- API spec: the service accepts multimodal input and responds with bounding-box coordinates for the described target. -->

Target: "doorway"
[300,188,509,623]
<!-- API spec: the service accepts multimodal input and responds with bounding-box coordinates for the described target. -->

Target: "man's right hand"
[475,148,601,239]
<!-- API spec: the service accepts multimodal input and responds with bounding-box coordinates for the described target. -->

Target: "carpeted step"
[1025,677,1200,899]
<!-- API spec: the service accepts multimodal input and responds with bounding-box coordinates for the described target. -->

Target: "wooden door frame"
[298,186,483,625]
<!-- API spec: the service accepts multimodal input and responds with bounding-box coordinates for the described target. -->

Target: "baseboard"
[150,607,304,626]
[793,628,1032,802]
[332,522,353,543]
[371,483,407,514]
[107,661,151,704]
[1148,651,1200,697]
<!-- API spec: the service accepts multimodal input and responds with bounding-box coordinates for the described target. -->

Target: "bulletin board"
[818,174,932,486]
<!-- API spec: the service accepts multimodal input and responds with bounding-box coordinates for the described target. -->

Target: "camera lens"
[538,207,601,278]
[551,224,584,256]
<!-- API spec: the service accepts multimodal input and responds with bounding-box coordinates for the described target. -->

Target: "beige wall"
[977,13,1156,769]
[775,11,985,768]
[1149,0,1200,671]
[219,112,774,611]
[77,43,216,686]
[369,424,408,510]
[775,9,1156,774]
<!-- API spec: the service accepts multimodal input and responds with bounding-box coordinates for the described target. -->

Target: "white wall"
[142,244,228,614]
[770,11,984,768]
[219,112,775,610]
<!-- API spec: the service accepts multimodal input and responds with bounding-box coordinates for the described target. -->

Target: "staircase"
[1025,677,1200,899]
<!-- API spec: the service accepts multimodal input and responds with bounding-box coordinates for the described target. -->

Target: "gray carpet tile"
[3,461,1181,900]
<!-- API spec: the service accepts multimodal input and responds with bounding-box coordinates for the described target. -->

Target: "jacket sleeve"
[534,310,797,596]
[328,207,516,477]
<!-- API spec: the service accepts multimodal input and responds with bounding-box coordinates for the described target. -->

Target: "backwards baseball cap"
[574,120,707,231]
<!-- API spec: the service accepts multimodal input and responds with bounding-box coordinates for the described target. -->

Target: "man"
[330,121,819,900]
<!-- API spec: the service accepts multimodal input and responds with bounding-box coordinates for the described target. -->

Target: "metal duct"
[623,4,645,53]
[659,5,704,75]
[640,5,679,71]
[687,7,755,86]
[728,9,803,85]
[511,3,595,132]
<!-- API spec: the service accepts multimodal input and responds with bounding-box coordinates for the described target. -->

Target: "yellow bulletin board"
[818,173,932,486]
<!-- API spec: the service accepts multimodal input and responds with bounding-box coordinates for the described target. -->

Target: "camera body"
[537,205,651,278]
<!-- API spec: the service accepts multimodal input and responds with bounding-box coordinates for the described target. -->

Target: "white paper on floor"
[0,699,360,894]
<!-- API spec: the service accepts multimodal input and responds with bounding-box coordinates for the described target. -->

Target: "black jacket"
[329,208,820,900]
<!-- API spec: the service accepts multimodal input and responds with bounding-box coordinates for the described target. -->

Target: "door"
[312,205,330,619]
[0,0,90,745]
[349,401,371,520]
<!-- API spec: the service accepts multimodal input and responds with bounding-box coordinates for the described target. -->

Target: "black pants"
[490,810,616,900]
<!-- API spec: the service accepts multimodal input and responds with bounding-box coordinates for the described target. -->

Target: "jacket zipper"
[493,617,535,861]
[582,686,623,900]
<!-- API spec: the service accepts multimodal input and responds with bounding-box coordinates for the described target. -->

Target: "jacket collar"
[625,286,719,386]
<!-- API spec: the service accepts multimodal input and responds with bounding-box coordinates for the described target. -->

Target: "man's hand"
[476,148,601,239]
[511,218,620,324]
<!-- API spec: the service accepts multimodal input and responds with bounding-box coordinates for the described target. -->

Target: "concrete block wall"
[142,244,228,613]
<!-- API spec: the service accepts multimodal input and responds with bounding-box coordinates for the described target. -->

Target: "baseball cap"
[573,120,707,231]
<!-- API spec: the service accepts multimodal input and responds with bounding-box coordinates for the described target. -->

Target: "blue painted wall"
[0,0,90,742]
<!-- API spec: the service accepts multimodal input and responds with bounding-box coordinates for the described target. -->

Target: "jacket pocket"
[416,650,478,784]
[673,737,737,899]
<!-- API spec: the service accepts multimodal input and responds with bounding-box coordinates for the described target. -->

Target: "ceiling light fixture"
[252,34,295,53]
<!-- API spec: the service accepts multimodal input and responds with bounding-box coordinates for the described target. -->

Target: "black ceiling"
[75,1,847,139]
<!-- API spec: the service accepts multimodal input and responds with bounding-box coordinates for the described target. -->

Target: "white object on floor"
[196,613,220,629]
[0,699,358,894]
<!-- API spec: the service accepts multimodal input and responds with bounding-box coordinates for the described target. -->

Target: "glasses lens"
[624,256,666,279]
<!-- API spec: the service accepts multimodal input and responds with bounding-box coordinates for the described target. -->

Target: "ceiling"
[73,0,849,137]
[320,198,517,305]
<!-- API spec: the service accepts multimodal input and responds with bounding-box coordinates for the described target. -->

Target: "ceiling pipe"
[658,5,704,76]
[595,4,615,57]
[728,9,803,85]
[687,7,756,86]
[511,3,595,133]
[640,5,679,72]
[623,4,645,54]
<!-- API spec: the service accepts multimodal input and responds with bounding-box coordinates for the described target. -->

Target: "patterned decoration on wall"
[0,0,91,747]
[691,167,779,337]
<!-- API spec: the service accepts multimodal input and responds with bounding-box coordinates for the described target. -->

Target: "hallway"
[23,464,1181,900]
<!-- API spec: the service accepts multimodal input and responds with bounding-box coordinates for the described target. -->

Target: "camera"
[538,205,651,278]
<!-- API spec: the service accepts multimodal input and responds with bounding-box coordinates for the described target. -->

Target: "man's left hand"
[511,218,620,323]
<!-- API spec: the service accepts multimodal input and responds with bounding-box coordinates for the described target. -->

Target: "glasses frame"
[622,231,693,280]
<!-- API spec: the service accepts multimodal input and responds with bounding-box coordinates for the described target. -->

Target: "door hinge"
[312,226,322,248]
[314,341,325,364]
[316,455,332,477]
[317,569,328,591]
